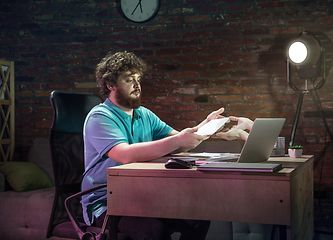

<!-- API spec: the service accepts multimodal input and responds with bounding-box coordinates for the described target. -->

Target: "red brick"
[156,49,181,55]
[198,55,226,62]
[227,21,254,29]
[170,88,195,95]
[35,121,52,129]
[257,2,285,9]
[215,95,243,103]
[227,54,253,61]
[35,91,53,98]
[185,15,210,22]
[184,79,210,87]
[200,39,228,46]
[144,88,168,96]
[128,33,153,41]
[183,48,210,54]
[171,105,197,111]
[210,62,237,70]
[48,52,73,58]
[201,71,227,78]
[182,64,207,70]
[20,68,45,75]
[212,46,240,53]
[243,12,270,19]
[198,88,227,95]
[226,4,252,11]
[319,17,333,24]
[244,94,273,102]
[155,80,182,87]
[154,64,180,71]
[156,16,182,23]
[272,27,299,35]
[230,87,256,94]
[171,56,196,62]
[74,20,98,27]
[199,3,223,12]
[172,71,199,79]
[141,25,167,32]
[112,26,137,32]
[34,60,59,67]
[242,29,270,36]
[174,40,197,47]
[46,82,72,89]
[212,29,239,37]
[35,76,60,82]
[212,80,239,86]
[156,32,181,40]
[229,71,257,77]
[168,8,193,15]
[198,22,225,30]
[47,68,71,74]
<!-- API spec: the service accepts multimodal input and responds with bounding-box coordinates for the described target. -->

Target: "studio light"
[286,31,333,146]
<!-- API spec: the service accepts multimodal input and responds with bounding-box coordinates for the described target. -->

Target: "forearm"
[107,135,181,164]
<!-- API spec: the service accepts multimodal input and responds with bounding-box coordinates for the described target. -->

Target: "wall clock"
[117,0,161,23]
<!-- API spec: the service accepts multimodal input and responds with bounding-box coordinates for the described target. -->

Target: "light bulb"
[288,41,308,64]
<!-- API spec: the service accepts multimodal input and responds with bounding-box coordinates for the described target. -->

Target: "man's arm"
[106,127,206,164]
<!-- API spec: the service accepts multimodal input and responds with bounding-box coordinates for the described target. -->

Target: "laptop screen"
[237,118,285,163]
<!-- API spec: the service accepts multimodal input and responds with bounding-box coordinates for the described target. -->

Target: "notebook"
[196,118,286,172]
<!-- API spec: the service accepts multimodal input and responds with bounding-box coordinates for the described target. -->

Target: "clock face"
[118,0,161,23]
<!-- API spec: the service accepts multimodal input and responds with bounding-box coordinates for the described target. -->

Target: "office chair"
[46,90,130,240]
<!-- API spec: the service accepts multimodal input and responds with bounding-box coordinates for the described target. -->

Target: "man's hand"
[215,116,253,141]
[197,107,225,129]
[176,127,209,151]
[216,127,249,141]
[228,116,253,131]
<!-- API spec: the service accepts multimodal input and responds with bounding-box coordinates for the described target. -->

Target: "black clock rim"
[116,0,161,23]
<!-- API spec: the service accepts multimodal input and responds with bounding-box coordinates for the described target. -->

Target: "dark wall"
[1,0,333,191]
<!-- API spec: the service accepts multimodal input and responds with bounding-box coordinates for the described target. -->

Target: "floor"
[313,194,333,240]
[313,215,333,239]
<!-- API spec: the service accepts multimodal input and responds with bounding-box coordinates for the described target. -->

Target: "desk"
[107,155,314,240]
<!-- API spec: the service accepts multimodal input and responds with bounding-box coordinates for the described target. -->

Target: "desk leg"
[279,225,287,240]
[108,216,119,240]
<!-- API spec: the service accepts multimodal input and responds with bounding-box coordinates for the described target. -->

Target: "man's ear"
[107,84,115,91]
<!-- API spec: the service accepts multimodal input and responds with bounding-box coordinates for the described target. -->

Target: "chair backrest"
[47,90,103,238]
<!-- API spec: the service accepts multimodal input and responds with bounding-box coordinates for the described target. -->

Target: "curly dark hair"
[96,51,147,97]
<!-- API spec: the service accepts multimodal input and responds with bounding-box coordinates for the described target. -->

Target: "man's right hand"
[176,127,208,151]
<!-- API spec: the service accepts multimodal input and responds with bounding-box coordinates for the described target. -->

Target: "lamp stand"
[289,90,333,147]
[287,56,333,147]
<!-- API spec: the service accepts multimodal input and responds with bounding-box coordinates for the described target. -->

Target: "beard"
[115,87,141,109]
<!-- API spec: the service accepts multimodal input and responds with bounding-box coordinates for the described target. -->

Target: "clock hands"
[131,0,143,15]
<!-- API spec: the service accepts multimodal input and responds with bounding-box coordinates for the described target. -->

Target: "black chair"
[46,91,130,240]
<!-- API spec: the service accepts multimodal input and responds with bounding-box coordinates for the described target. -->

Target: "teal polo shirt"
[81,98,173,225]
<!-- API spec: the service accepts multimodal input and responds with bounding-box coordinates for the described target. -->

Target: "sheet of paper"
[187,152,224,158]
[195,118,229,136]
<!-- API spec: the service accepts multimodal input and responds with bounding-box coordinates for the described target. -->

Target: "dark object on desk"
[165,158,192,169]
[196,162,282,173]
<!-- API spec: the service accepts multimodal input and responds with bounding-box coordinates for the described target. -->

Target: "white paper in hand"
[196,118,229,136]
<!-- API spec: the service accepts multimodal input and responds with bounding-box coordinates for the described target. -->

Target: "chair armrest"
[65,184,107,240]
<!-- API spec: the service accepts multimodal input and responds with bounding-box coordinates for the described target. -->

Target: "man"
[81,51,227,240]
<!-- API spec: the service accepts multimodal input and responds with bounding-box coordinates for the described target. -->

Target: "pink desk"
[107,156,314,240]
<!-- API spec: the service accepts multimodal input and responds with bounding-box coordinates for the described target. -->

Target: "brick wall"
[1,0,333,194]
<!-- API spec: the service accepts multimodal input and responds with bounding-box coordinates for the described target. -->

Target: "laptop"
[196,118,286,172]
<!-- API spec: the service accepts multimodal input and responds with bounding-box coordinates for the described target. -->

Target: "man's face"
[114,71,142,109]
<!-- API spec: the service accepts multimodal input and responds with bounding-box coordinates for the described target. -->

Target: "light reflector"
[288,41,308,64]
